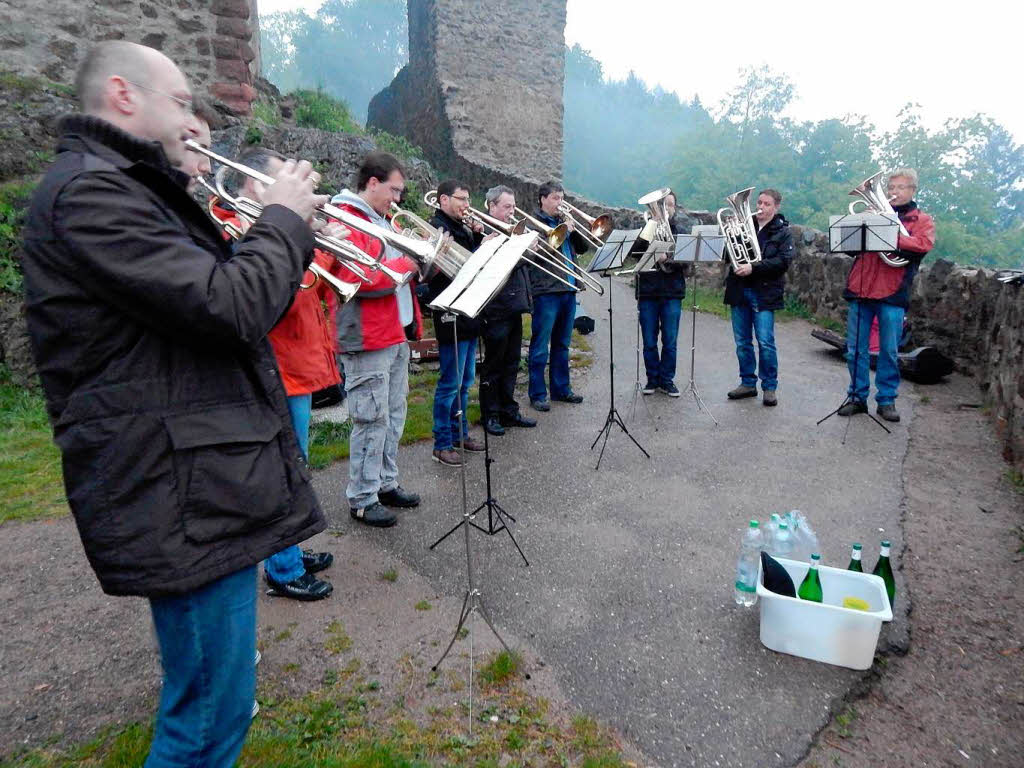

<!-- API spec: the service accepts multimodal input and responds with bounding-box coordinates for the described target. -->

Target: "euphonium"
[637,187,675,243]
[717,187,762,271]
[388,202,475,279]
[847,171,909,267]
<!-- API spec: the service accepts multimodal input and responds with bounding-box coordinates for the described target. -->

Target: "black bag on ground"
[760,552,796,597]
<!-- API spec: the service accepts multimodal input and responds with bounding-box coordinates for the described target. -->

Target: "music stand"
[586,231,651,470]
[816,221,891,438]
[682,227,728,424]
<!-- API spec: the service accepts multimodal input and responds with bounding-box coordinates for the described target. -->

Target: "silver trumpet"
[422,191,603,294]
[185,140,429,283]
[717,187,762,272]
[848,171,909,267]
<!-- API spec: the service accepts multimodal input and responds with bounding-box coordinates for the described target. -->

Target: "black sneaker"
[378,486,420,508]
[877,404,901,422]
[265,571,333,601]
[500,412,537,428]
[484,416,506,436]
[300,550,334,574]
[660,383,681,397]
[531,398,551,412]
[350,501,398,527]
[837,399,868,417]
[642,382,658,395]
[553,393,584,404]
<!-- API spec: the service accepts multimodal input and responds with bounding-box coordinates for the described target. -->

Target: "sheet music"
[450,232,537,318]
[429,235,505,311]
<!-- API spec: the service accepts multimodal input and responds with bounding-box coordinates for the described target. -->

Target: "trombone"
[185,140,434,282]
[557,199,613,250]
[422,191,604,294]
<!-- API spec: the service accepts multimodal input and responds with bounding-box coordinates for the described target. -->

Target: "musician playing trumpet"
[724,188,793,407]
[838,168,935,422]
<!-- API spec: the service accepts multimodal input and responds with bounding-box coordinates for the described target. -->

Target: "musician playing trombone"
[724,188,793,407]
[425,179,488,466]
[528,181,592,412]
[330,153,423,526]
[838,168,935,423]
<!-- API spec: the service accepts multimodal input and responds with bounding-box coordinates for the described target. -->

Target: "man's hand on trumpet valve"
[262,158,328,222]
[314,220,352,241]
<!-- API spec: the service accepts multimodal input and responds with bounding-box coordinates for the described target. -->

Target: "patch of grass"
[325,619,352,655]
[414,600,432,611]
[477,650,522,687]
[369,128,424,161]
[0,367,66,524]
[1007,469,1024,495]
[293,88,361,134]
[919,395,931,405]
[689,284,730,320]
[1,180,36,294]
[244,122,263,145]
[274,629,293,642]
[0,70,73,98]
[308,419,352,468]
[835,705,857,738]
[250,100,281,127]
[379,568,398,582]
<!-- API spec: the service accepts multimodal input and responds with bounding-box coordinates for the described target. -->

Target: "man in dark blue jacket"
[20,42,325,767]
[527,181,591,411]
[723,188,794,407]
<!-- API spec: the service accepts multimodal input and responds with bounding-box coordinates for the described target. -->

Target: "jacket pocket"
[163,404,289,544]
[347,372,385,424]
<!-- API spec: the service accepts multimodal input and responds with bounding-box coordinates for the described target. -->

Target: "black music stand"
[587,231,651,470]
[817,221,891,438]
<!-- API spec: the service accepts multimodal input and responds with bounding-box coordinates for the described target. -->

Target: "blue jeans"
[529,292,576,402]
[847,300,905,405]
[638,298,682,387]
[730,287,778,391]
[433,338,477,451]
[265,394,312,584]
[145,565,257,768]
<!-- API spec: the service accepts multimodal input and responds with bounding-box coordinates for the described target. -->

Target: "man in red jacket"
[330,153,422,527]
[838,168,935,422]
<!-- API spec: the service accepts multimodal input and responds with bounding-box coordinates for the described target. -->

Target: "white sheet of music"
[429,235,506,311]
[450,232,537,319]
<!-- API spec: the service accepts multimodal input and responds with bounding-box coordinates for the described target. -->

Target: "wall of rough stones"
[368,0,566,186]
[0,0,261,115]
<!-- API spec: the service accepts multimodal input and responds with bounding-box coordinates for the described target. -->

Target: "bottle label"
[735,580,756,593]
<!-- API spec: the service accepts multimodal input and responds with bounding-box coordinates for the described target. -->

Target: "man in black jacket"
[20,42,325,767]
[527,181,591,411]
[723,188,794,406]
[637,191,692,397]
[426,179,487,465]
[479,185,537,435]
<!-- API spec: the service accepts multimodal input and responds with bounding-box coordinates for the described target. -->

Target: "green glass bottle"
[872,540,896,608]
[847,543,863,572]
[798,553,823,603]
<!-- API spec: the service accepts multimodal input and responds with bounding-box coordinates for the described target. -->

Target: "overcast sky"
[258,0,1021,141]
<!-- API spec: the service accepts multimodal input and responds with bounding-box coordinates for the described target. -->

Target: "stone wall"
[0,0,261,115]
[784,226,1024,471]
[368,0,566,186]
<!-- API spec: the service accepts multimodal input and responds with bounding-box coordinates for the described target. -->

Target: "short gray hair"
[889,168,918,188]
[485,185,515,208]
[75,41,153,113]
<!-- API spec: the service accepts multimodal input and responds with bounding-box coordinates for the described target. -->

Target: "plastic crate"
[756,556,893,670]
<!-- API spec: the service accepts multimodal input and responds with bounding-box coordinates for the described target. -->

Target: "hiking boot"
[553,392,584,404]
[762,390,777,407]
[300,550,333,574]
[432,448,462,465]
[500,412,537,428]
[484,416,506,436]
[877,404,901,422]
[837,399,868,417]
[378,486,420,508]
[265,571,333,601]
[350,501,398,527]
[642,381,658,395]
[660,383,681,398]
[727,385,758,400]
[531,398,551,412]
[461,436,486,452]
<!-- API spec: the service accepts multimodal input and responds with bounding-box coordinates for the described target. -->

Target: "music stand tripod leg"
[686,247,718,425]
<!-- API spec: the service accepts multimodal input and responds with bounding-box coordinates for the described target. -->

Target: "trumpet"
[848,171,909,267]
[185,140,433,283]
[557,199,612,250]
[422,191,604,294]
[717,187,762,272]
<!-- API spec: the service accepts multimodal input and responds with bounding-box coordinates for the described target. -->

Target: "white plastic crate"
[756,557,893,670]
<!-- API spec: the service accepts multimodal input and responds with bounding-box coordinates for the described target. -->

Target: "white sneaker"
[254,649,262,666]
[251,700,260,718]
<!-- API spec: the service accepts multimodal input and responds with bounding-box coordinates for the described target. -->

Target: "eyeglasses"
[450,195,471,203]
[124,80,195,114]
[888,183,915,191]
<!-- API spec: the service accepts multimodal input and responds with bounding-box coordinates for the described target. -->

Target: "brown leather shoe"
[432,448,462,466]
[461,436,486,452]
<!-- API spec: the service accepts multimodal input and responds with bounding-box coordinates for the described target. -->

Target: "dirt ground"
[1,371,1021,766]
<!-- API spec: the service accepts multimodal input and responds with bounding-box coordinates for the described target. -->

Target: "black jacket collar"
[57,114,189,187]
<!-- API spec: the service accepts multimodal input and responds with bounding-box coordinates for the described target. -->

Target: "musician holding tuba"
[425,179,489,466]
[528,181,592,412]
[724,188,793,407]
[329,153,424,526]
[838,168,935,422]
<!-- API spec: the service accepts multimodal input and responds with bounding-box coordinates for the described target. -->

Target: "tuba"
[717,187,762,271]
[848,171,909,267]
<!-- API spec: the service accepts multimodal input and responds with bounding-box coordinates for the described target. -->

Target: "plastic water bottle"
[766,513,781,540]
[769,520,794,560]
[734,520,763,607]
